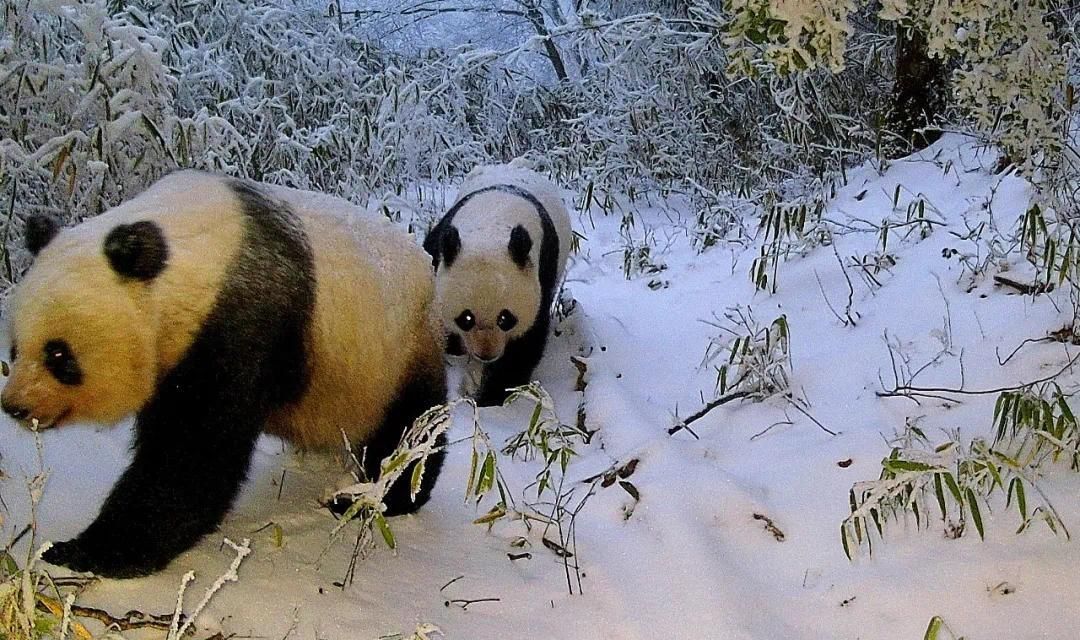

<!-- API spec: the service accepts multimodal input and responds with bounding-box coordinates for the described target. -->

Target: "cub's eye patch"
[455,310,476,331]
[496,310,518,332]
[43,339,83,386]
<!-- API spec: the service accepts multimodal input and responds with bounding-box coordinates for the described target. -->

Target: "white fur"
[434,164,572,363]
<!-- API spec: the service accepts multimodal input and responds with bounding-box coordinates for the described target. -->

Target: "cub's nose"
[1,399,29,420]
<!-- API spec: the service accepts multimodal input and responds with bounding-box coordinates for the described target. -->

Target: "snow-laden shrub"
[0,1,188,284]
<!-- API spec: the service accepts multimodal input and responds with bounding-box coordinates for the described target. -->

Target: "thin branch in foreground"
[37,595,177,633]
[444,597,501,611]
[668,391,754,436]
[878,351,1080,400]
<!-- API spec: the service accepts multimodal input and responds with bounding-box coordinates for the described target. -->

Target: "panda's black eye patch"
[496,310,518,332]
[455,310,476,331]
[43,339,82,386]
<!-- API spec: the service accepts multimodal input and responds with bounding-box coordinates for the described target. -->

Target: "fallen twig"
[878,351,1080,400]
[752,513,786,542]
[669,391,754,437]
[993,274,1054,295]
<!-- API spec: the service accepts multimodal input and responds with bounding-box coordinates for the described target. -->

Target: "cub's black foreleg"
[476,314,550,407]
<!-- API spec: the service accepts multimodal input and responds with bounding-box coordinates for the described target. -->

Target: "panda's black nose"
[1,400,29,420]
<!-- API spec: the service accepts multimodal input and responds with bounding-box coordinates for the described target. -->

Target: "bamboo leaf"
[966,488,985,540]
[374,513,396,549]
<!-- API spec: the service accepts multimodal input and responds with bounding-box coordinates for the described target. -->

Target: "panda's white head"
[1,216,166,428]
[434,224,539,363]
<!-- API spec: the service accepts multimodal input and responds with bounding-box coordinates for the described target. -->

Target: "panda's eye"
[455,310,476,331]
[43,339,83,386]
[496,310,518,332]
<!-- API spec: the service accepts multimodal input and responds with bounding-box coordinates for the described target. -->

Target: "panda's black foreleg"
[329,366,448,519]
[476,312,550,407]
[42,394,267,578]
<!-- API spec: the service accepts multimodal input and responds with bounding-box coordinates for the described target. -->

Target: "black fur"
[446,332,466,357]
[103,221,169,281]
[421,184,561,407]
[440,226,461,267]
[327,365,447,517]
[508,225,532,269]
[43,339,83,386]
[25,214,60,256]
[42,179,316,578]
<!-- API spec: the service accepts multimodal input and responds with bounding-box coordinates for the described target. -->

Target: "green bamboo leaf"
[381,451,409,476]
[985,459,1004,491]
[410,459,426,500]
[477,452,496,496]
[924,616,943,640]
[967,488,985,540]
[883,459,936,473]
[934,473,948,521]
[528,402,543,435]
[1015,478,1027,520]
[374,512,396,549]
[1058,394,1076,426]
[466,448,479,498]
[943,473,963,506]
[472,503,507,525]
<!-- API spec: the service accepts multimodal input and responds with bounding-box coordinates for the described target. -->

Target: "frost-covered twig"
[166,537,251,640]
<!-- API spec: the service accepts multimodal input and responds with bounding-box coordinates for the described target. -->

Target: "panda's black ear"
[508,225,532,269]
[104,221,169,281]
[25,215,61,256]
[440,225,461,268]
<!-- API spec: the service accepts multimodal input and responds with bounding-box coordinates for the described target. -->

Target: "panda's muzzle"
[1,399,29,420]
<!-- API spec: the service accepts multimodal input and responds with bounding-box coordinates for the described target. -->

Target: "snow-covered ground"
[3,135,1080,639]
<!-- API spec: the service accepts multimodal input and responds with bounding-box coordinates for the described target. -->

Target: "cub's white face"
[436,253,540,363]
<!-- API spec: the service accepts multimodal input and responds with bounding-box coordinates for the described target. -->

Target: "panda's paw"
[42,539,95,573]
[42,539,154,579]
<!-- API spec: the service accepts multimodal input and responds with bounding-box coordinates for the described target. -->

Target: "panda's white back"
[453,164,572,282]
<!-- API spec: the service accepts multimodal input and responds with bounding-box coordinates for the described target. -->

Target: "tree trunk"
[523,1,569,82]
[891,25,947,153]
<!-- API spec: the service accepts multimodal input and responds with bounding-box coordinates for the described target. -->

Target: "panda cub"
[1,171,447,578]
[423,164,572,406]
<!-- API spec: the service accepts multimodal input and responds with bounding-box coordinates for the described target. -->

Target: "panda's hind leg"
[338,365,448,517]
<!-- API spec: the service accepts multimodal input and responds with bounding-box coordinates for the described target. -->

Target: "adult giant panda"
[423,164,572,406]
[0,171,446,578]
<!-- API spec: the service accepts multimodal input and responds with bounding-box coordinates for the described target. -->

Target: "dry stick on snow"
[878,351,1080,401]
[668,391,755,437]
[782,394,838,436]
[444,597,501,611]
[996,336,1053,366]
[752,513,786,542]
[992,274,1054,295]
[671,391,837,438]
[37,595,176,634]
[571,356,592,441]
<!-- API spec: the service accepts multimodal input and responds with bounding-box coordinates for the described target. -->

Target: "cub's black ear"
[508,225,532,269]
[25,215,61,256]
[104,221,169,281]
[440,225,461,268]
